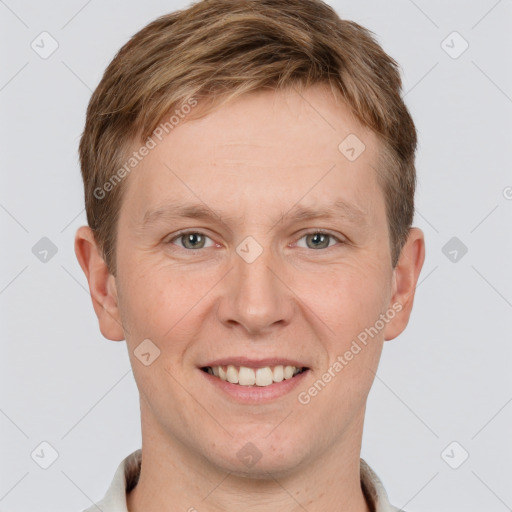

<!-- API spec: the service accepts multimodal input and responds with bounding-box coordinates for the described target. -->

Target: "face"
[77,84,424,478]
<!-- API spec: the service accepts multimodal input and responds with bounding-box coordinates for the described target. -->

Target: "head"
[75,0,424,477]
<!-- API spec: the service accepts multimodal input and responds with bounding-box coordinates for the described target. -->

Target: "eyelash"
[166,230,345,251]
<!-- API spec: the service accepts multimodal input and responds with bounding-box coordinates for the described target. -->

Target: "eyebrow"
[140,199,368,231]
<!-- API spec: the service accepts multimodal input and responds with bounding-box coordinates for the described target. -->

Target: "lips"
[201,360,307,387]
[202,364,306,386]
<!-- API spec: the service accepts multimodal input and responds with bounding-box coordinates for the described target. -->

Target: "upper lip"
[200,357,308,369]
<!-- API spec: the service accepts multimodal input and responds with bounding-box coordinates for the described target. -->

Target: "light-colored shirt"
[82,449,403,512]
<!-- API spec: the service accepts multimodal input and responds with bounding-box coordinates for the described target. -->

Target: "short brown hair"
[79,0,417,275]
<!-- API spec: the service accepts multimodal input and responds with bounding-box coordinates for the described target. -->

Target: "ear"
[74,226,125,341]
[383,227,425,341]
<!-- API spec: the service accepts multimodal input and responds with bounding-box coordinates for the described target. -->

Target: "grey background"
[1,0,511,511]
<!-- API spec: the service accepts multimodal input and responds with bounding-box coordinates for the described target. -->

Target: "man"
[74,0,425,510]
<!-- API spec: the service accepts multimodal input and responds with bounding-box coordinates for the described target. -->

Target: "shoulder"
[79,449,142,512]
[360,458,408,512]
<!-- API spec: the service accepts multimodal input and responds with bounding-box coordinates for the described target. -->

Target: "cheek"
[299,260,392,342]
[295,267,388,418]
[116,261,193,344]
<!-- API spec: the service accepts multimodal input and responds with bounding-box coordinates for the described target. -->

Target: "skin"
[75,83,425,512]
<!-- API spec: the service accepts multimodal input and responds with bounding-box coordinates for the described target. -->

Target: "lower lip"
[199,369,310,403]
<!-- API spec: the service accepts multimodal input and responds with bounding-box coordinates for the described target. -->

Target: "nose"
[215,243,295,336]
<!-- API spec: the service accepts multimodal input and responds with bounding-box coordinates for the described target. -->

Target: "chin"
[203,432,311,478]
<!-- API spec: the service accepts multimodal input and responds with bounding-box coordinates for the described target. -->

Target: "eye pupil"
[307,233,330,249]
[183,233,204,249]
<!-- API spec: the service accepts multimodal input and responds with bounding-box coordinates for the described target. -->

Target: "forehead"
[120,85,383,223]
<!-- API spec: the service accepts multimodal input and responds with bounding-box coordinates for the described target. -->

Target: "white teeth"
[208,364,304,387]
[255,367,273,386]
[284,366,294,379]
[226,365,238,384]
[238,366,256,386]
[272,365,284,382]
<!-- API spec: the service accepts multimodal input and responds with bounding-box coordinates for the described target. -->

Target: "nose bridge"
[218,237,293,334]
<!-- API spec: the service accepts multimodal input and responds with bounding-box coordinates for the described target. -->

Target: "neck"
[127,407,372,512]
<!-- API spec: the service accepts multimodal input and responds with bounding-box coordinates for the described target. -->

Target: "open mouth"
[201,365,308,387]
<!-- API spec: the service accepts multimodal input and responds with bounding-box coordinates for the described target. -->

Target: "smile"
[202,365,307,387]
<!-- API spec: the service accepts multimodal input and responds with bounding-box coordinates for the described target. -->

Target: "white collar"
[83,449,401,512]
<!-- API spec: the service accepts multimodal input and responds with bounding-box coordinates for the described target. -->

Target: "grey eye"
[296,232,340,250]
[171,232,214,250]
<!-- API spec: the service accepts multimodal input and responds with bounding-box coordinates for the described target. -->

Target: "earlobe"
[384,227,425,341]
[74,226,125,341]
